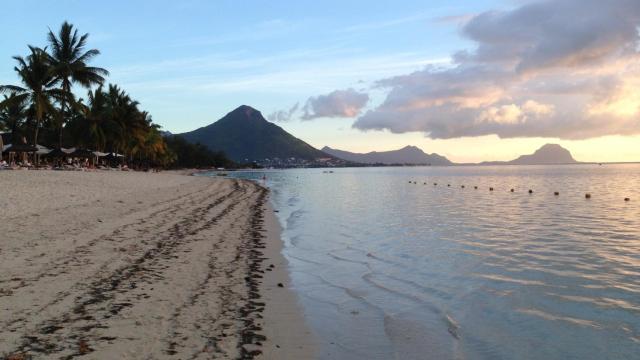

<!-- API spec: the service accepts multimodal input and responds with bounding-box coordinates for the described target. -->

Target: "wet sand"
[0,170,314,359]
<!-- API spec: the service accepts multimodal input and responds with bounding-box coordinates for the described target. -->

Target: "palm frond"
[0,85,27,94]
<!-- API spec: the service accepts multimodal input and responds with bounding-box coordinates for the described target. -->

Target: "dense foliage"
[164,135,235,169]
[0,21,232,169]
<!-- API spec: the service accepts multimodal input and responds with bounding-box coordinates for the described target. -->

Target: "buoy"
[424,182,427,185]
[585,193,591,199]
[489,187,494,191]
[624,197,630,201]
[434,183,437,186]
[474,186,478,190]
[447,184,451,187]
[461,185,465,189]
[554,192,559,196]
[528,189,533,194]
[510,188,514,192]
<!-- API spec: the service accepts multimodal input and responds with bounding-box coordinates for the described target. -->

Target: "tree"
[47,21,108,148]
[0,93,29,142]
[164,135,236,169]
[0,46,61,146]
[1,25,220,169]
[66,86,112,151]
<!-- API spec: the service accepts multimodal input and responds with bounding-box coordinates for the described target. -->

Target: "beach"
[0,170,314,359]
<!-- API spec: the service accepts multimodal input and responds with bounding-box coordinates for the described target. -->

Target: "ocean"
[207,165,640,359]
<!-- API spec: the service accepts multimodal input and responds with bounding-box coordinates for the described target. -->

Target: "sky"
[1,0,639,163]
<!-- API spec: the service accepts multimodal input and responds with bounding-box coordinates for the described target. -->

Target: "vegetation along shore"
[1,22,232,170]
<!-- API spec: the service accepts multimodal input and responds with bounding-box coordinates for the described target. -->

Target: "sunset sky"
[1,0,639,163]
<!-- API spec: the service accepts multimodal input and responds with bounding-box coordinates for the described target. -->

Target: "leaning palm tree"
[47,21,108,148]
[0,46,61,147]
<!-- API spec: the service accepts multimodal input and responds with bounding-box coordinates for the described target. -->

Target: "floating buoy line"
[405,180,630,202]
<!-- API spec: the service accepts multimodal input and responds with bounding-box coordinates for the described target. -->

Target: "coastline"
[0,170,314,359]
[256,197,317,359]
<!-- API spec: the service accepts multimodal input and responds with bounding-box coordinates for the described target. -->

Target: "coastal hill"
[322,145,452,165]
[481,144,579,165]
[180,105,329,163]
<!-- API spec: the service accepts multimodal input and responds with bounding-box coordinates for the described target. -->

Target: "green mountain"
[179,105,329,162]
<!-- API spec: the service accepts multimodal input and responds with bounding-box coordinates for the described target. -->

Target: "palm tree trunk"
[58,102,65,148]
[59,81,70,148]
[33,117,41,166]
[33,119,40,146]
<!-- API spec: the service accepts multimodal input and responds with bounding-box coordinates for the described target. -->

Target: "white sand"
[0,170,314,359]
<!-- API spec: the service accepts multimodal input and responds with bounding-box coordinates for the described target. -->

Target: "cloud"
[268,103,299,122]
[476,101,555,125]
[354,0,640,139]
[302,88,369,120]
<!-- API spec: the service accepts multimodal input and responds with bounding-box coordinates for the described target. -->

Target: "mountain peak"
[401,145,422,152]
[535,143,564,153]
[225,105,264,121]
[179,105,329,162]
[510,143,577,164]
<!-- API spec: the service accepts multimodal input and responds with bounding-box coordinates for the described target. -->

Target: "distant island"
[477,144,579,165]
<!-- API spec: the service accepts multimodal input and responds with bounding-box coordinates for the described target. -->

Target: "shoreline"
[257,196,317,359]
[0,170,314,359]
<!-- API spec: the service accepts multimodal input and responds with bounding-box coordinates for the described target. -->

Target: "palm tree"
[0,93,29,142]
[105,84,146,161]
[141,123,170,166]
[47,21,108,148]
[0,46,61,146]
[70,86,116,151]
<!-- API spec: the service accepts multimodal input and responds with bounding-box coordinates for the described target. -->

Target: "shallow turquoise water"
[207,165,640,359]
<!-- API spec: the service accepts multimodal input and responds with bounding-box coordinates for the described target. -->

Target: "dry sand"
[0,170,314,359]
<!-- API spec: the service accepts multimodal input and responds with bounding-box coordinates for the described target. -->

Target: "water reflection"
[213,164,640,359]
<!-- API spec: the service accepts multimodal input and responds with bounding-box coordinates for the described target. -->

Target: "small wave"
[516,308,601,329]
[547,292,640,313]
[327,251,371,266]
[474,273,549,287]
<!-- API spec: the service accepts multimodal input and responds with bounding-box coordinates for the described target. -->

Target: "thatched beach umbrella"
[2,143,38,153]
[71,148,99,167]
[2,144,38,165]
[46,148,68,158]
[103,152,123,161]
[101,152,124,166]
[70,148,96,158]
